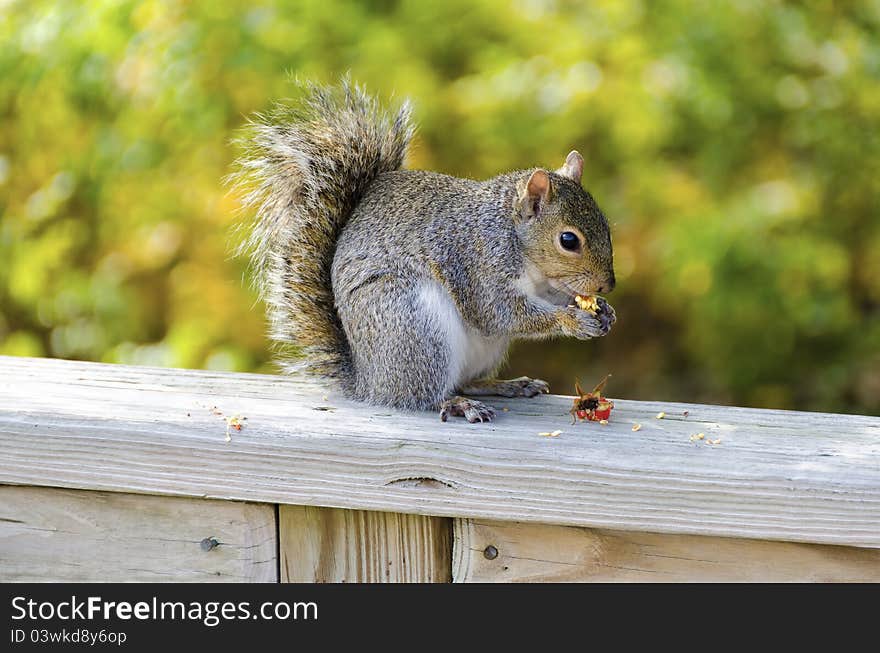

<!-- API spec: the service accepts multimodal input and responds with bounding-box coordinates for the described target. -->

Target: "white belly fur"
[417,281,509,391]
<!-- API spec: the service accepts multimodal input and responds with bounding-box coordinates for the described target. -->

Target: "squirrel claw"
[595,297,616,332]
[502,376,550,398]
[439,396,496,424]
[521,377,551,397]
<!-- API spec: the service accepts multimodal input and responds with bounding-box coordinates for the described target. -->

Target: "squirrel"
[231,80,616,423]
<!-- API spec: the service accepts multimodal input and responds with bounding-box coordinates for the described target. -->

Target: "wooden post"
[280,506,451,582]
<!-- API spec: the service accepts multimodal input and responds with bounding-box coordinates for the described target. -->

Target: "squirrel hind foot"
[459,376,550,398]
[439,396,497,424]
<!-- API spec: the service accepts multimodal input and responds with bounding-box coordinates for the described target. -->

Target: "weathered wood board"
[280,506,451,582]
[0,485,277,582]
[1,356,879,548]
[454,519,880,582]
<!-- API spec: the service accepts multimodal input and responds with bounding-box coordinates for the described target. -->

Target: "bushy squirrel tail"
[230,80,414,378]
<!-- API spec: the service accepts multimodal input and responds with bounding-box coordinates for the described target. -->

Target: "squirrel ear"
[520,169,551,219]
[556,150,584,184]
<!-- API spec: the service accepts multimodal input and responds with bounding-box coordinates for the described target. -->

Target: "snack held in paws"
[571,294,616,334]
[574,294,600,313]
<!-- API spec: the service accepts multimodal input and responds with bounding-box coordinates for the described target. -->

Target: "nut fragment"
[656,412,666,419]
[632,424,642,432]
[225,414,246,442]
[574,294,600,313]
[689,432,705,442]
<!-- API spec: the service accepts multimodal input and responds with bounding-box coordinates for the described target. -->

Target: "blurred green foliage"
[1,0,879,414]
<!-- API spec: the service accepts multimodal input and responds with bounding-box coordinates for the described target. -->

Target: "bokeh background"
[2,0,879,415]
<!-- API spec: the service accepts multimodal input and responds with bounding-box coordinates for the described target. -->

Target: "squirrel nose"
[597,274,616,294]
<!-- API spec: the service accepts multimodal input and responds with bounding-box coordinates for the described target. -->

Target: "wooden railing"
[1,355,878,582]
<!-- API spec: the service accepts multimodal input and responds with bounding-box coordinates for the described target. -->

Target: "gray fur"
[229,80,414,379]
[232,81,616,416]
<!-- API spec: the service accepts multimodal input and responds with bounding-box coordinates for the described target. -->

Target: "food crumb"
[656,412,666,419]
[689,432,705,442]
[225,414,247,441]
[226,415,245,430]
[683,410,690,417]
[632,423,642,432]
[599,419,608,426]
[708,439,722,445]
[539,430,562,437]
[502,407,510,412]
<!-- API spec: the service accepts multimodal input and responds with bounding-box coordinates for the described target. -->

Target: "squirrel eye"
[559,231,580,251]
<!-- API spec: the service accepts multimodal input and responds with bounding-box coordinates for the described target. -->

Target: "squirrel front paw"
[562,298,615,339]
[595,296,616,331]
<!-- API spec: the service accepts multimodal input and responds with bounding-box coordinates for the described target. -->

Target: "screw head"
[483,545,499,560]
[200,537,219,551]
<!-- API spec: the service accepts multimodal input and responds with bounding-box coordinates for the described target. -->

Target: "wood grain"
[280,506,451,582]
[454,518,880,582]
[1,356,879,547]
[0,485,277,582]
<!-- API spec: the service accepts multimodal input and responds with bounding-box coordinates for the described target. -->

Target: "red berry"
[594,398,613,421]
